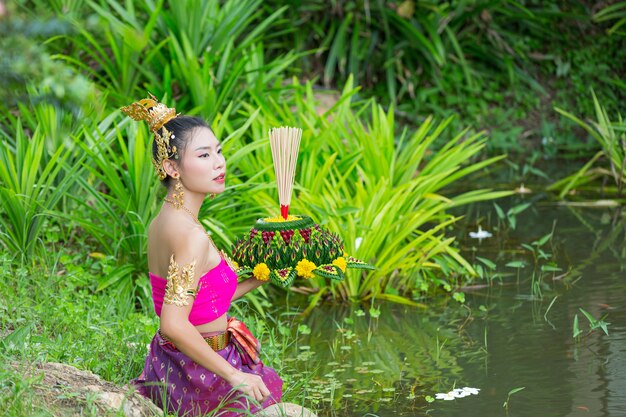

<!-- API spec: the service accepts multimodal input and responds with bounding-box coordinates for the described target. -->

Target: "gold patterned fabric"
[158,329,230,351]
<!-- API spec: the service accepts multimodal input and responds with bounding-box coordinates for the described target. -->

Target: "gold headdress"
[121,94,179,180]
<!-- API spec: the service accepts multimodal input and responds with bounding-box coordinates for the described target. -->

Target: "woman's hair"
[154,115,210,187]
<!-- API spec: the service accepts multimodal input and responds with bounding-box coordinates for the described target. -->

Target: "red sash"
[227,317,261,366]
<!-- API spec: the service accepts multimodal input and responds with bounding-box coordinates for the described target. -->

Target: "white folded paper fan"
[269,127,302,219]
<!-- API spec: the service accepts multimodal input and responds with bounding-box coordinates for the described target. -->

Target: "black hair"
[153,115,211,187]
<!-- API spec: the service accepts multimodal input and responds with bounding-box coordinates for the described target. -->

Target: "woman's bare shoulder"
[148,213,213,275]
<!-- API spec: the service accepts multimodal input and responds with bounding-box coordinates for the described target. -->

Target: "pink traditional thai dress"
[131,258,283,416]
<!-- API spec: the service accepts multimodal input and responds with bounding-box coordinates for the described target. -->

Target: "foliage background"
[0,0,624,415]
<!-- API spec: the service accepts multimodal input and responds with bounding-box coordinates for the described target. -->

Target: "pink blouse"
[149,258,237,326]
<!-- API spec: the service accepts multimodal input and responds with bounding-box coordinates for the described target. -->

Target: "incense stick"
[269,127,302,219]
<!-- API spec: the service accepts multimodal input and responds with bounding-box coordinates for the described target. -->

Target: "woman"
[122,96,309,417]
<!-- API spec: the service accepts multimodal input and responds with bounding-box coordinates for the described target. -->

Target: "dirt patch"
[12,361,161,417]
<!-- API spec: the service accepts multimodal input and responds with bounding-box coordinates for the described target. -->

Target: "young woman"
[122,97,310,417]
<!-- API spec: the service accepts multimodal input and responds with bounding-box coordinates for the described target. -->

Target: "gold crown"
[121,94,179,180]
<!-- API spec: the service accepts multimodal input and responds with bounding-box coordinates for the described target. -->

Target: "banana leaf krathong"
[232,215,373,287]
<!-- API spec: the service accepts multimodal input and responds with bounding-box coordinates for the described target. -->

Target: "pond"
[280,193,626,416]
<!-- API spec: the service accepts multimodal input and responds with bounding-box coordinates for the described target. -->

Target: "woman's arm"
[159,232,270,402]
[231,277,266,301]
[160,308,269,402]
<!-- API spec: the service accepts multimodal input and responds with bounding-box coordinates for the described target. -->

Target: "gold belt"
[158,329,230,351]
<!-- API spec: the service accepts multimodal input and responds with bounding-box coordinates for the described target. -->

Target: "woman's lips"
[213,174,225,183]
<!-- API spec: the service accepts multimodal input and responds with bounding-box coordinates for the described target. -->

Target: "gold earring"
[209,193,216,200]
[172,177,185,209]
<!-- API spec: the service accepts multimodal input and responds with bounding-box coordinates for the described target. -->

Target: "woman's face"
[178,127,226,196]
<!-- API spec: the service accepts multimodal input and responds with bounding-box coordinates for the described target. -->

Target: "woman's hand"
[226,370,270,403]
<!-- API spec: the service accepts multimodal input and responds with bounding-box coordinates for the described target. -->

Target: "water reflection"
[280,203,626,416]
[284,301,472,415]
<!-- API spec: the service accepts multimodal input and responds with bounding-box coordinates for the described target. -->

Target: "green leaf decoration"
[313,264,344,281]
[232,214,349,281]
[270,267,297,287]
[235,266,252,277]
[255,216,315,232]
[345,255,375,270]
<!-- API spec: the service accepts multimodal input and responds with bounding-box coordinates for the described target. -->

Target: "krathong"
[231,127,373,287]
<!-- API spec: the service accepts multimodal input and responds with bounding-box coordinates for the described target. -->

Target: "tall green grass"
[50,0,301,118]
[594,2,626,36]
[262,1,567,102]
[230,77,510,302]
[71,115,162,303]
[0,119,80,258]
[2,1,512,305]
[551,92,626,198]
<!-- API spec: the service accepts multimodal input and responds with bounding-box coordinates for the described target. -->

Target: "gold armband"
[164,255,198,307]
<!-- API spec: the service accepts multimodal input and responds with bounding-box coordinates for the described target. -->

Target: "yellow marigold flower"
[232,260,239,270]
[332,257,347,272]
[296,259,316,279]
[253,263,270,281]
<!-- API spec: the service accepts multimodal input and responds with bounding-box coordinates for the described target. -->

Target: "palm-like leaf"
[0,120,78,257]
[71,116,161,297]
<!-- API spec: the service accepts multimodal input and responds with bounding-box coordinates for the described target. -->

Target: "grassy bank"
[0,249,314,416]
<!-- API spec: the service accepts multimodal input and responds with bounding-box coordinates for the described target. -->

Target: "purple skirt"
[131,329,283,416]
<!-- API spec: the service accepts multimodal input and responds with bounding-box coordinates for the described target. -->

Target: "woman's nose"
[215,155,225,169]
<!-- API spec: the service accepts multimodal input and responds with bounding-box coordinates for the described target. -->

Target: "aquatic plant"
[503,386,525,415]
[572,308,610,340]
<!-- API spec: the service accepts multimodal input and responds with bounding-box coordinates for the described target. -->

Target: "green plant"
[52,0,301,118]
[265,1,564,103]
[494,201,531,230]
[150,0,300,118]
[230,77,511,303]
[551,91,626,198]
[573,308,610,340]
[0,119,79,258]
[473,256,502,285]
[0,5,97,117]
[53,0,165,101]
[593,2,626,36]
[70,115,161,301]
[503,386,525,415]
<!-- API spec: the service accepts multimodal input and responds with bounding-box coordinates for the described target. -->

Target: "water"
[282,199,626,416]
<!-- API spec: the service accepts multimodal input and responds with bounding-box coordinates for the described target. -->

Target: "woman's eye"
[217,148,222,154]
